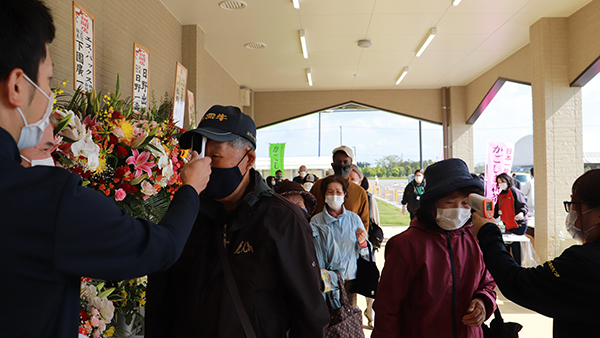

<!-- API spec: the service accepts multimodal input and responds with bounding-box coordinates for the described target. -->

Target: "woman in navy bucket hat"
[373,158,496,338]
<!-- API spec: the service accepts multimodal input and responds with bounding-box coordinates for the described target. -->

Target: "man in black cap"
[146,105,329,337]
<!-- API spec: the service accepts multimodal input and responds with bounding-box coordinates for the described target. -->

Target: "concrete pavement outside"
[357,226,553,337]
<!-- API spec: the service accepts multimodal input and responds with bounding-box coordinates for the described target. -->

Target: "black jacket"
[478,224,600,337]
[401,180,425,213]
[146,169,329,338]
[0,127,200,337]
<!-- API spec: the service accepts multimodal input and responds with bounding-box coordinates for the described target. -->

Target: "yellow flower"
[115,119,135,143]
[93,154,107,174]
[104,326,115,337]
[129,279,134,286]
[140,291,146,298]
[139,298,146,306]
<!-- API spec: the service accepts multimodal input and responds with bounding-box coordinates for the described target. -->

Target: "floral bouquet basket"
[52,80,187,338]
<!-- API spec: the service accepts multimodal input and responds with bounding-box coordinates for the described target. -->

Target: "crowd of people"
[3,1,599,337]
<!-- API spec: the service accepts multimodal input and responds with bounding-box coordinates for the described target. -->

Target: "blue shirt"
[311,206,369,280]
[311,223,344,309]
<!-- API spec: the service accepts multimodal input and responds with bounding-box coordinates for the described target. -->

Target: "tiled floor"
[358,226,553,337]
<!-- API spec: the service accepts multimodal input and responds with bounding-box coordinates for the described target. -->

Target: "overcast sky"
[256,77,600,167]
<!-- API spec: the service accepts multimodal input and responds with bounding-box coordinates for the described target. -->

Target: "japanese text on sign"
[73,3,94,92]
[133,44,150,111]
[485,141,515,204]
[172,62,188,128]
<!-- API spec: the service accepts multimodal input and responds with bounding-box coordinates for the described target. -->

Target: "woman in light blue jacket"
[311,175,371,307]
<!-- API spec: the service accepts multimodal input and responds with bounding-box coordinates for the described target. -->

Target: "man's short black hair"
[0,0,55,84]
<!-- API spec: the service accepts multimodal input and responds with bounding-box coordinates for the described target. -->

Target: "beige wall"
[568,0,600,84]
[448,86,474,170]
[47,0,182,99]
[46,0,239,122]
[253,89,442,128]
[465,45,533,119]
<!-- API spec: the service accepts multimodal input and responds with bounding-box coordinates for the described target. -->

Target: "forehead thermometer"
[468,193,494,219]
[191,134,206,159]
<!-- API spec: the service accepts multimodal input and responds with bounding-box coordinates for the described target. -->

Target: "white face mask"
[16,74,53,150]
[299,171,306,177]
[565,208,598,243]
[499,182,508,191]
[20,154,55,167]
[415,175,423,184]
[435,207,472,231]
[303,182,313,191]
[325,194,345,211]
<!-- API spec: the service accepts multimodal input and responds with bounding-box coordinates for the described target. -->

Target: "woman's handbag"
[351,242,380,298]
[482,308,522,338]
[325,271,365,338]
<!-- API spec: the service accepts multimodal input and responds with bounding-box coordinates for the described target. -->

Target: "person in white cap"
[309,145,369,231]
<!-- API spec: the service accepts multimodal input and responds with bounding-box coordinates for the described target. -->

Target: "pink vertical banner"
[485,142,514,204]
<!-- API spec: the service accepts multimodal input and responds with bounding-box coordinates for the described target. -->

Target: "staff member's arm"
[54,152,210,280]
[472,213,598,321]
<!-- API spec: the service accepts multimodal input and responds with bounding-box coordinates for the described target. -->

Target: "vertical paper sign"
[172,62,188,128]
[72,2,94,92]
[269,143,286,177]
[485,141,515,204]
[187,90,196,128]
[132,43,150,112]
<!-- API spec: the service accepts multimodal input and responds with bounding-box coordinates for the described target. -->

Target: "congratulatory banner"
[269,143,285,177]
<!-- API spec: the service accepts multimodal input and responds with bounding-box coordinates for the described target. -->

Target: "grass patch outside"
[376,199,411,227]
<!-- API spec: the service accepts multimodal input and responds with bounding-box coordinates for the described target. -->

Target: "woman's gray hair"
[228,136,255,152]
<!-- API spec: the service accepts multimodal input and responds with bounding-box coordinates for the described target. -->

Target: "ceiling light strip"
[292,0,300,9]
[416,27,437,57]
[306,68,313,86]
[299,29,308,59]
[452,0,462,6]
[395,66,409,85]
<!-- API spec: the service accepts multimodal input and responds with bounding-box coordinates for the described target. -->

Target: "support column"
[530,18,584,260]
[182,25,203,128]
[447,86,475,171]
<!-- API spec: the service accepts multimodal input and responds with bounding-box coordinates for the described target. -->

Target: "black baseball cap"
[179,105,257,149]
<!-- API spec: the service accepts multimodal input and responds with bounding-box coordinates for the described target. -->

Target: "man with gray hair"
[147,105,329,337]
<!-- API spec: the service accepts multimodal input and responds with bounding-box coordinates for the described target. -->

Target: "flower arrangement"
[79,278,116,338]
[53,79,185,222]
[51,79,185,337]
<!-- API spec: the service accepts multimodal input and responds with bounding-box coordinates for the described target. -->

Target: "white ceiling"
[160,0,591,91]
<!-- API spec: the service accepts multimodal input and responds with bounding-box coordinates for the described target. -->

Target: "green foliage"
[138,91,173,124]
[362,156,435,178]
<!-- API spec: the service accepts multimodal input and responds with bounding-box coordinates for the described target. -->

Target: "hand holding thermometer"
[184,134,207,163]
[468,193,494,219]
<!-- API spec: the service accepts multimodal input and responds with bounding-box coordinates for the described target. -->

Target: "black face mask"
[205,150,250,199]
[332,164,352,177]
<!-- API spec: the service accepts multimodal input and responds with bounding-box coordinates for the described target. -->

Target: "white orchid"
[60,111,86,142]
[72,131,101,171]
[148,138,166,158]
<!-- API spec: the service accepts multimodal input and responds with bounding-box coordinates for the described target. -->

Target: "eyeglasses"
[563,201,599,213]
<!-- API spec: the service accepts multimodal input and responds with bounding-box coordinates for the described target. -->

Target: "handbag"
[325,271,365,338]
[351,242,380,298]
[366,193,384,250]
[482,308,523,338]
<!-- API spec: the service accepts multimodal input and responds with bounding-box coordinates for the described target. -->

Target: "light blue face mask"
[16,74,54,150]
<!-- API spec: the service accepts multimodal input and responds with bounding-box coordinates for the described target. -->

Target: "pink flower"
[90,315,99,327]
[114,188,126,201]
[126,149,154,178]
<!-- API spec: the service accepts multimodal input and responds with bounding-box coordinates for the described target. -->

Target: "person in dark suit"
[0,1,211,336]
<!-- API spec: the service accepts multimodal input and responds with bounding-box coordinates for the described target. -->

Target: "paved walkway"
[358,226,553,337]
